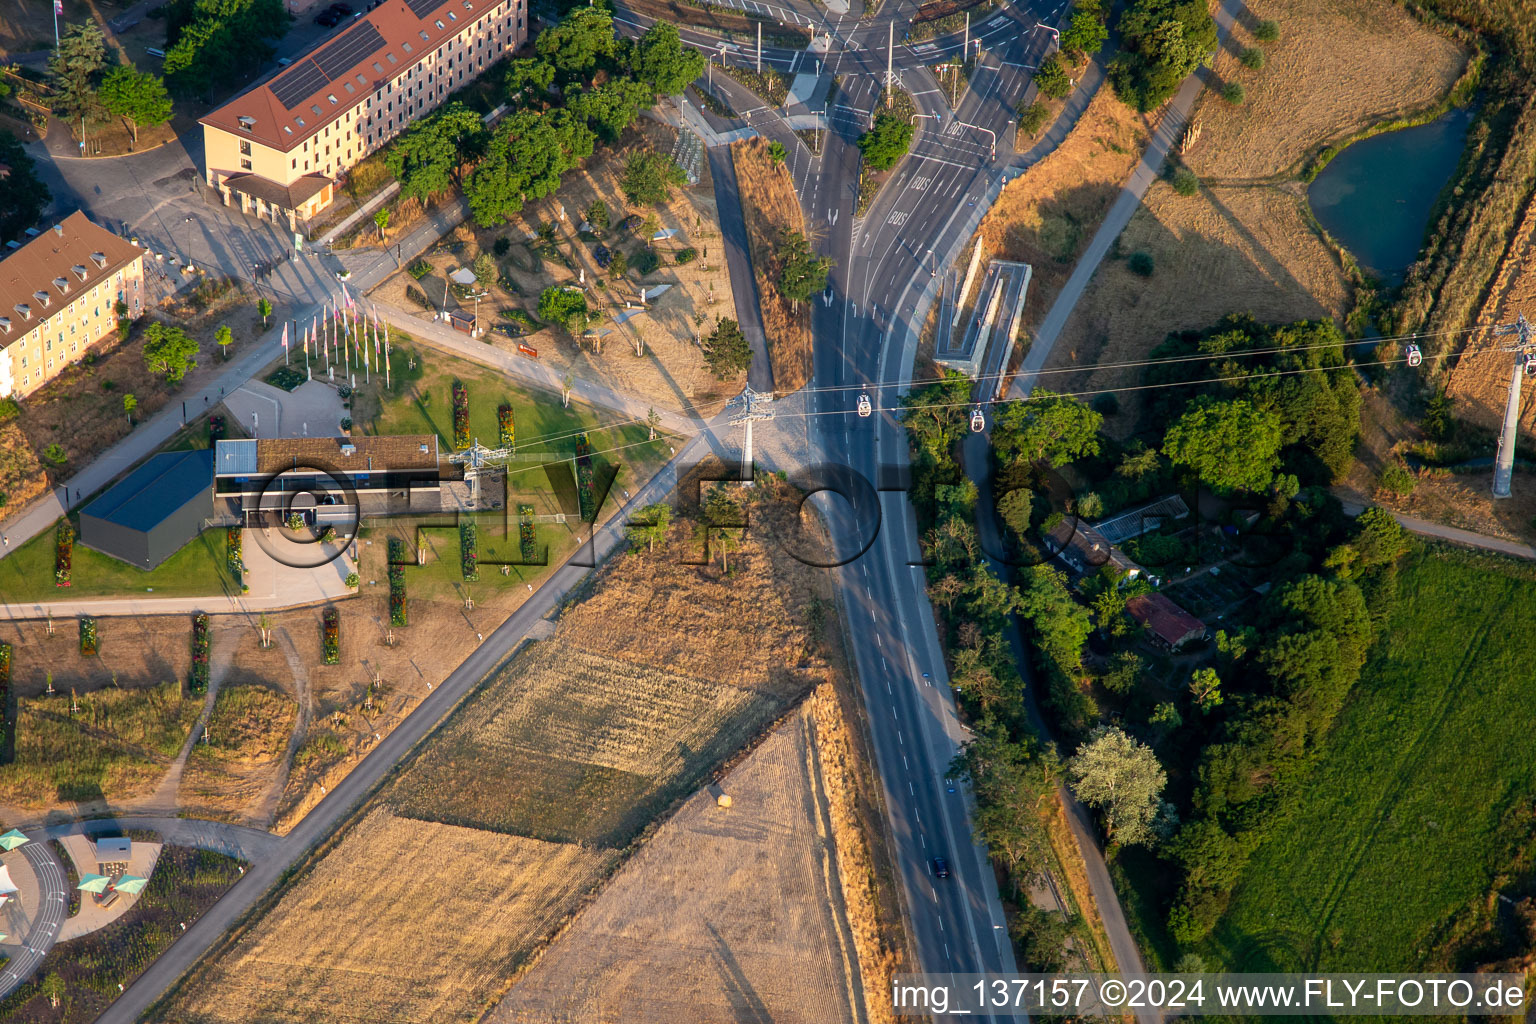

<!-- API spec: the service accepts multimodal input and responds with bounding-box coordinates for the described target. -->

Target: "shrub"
[451,382,471,450]
[1380,462,1416,496]
[1077,492,1105,519]
[286,511,305,531]
[405,285,431,310]
[767,140,786,162]
[1239,46,1264,70]
[42,443,67,466]
[79,616,98,658]
[322,608,340,665]
[1018,100,1051,137]
[387,538,408,626]
[1222,81,1245,105]
[407,259,432,279]
[0,397,20,423]
[1034,55,1072,99]
[585,200,610,230]
[1172,168,1200,196]
[460,521,479,581]
[345,571,359,589]
[340,416,353,431]
[497,403,515,448]
[189,614,210,694]
[1254,19,1279,42]
[208,414,227,442]
[493,236,511,257]
[674,247,698,265]
[1128,251,1155,277]
[55,520,73,588]
[631,247,660,275]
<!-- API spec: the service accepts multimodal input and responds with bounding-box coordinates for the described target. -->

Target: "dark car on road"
[314,8,342,25]
[931,856,951,879]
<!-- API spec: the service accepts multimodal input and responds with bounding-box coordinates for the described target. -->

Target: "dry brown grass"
[178,683,297,826]
[732,136,813,394]
[0,418,46,510]
[976,88,1148,335]
[369,120,738,418]
[1189,0,1466,180]
[162,808,617,1024]
[489,700,865,1024]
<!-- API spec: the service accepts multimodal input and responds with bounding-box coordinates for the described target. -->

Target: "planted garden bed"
[576,433,596,522]
[79,616,98,657]
[226,528,244,591]
[460,521,479,581]
[387,538,409,627]
[452,382,470,450]
[189,614,211,695]
[55,520,73,588]
[498,404,515,449]
[322,608,340,665]
[519,504,537,564]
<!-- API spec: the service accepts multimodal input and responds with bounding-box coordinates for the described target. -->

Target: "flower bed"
[387,538,409,627]
[55,520,73,588]
[452,381,471,450]
[518,504,537,563]
[459,521,479,581]
[322,608,340,665]
[575,433,596,522]
[0,642,14,765]
[189,613,211,695]
[498,403,515,449]
[286,511,306,532]
[79,616,98,657]
[208,414,227,442]
[226,528,244,589]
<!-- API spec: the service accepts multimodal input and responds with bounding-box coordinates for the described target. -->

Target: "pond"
[1307,106,1473,285]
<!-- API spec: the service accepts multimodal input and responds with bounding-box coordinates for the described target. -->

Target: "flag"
[341,282,352,310]
[54,0,62,14]
[281,323,288,350]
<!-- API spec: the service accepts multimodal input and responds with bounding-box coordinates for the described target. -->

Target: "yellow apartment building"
[199,0,527,231]
[0,211,146,398]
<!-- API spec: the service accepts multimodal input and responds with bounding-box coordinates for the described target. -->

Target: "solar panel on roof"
[407,0,447,17]
[272,58,327,109]
[314,20,384,79]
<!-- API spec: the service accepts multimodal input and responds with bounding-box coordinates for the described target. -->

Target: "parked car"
[314,9,342,26]
[329,1,355,12]
[931,856,951,879]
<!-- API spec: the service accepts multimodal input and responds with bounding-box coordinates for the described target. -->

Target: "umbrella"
[0,863,17,896]
[0,829,27,851]
[77,873,110,893]
[113,875,148,896]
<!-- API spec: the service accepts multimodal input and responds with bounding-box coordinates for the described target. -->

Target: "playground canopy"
[0,829,28,851]
[114,875,148,896]
[0,863,18,897]
[77,873,111,893]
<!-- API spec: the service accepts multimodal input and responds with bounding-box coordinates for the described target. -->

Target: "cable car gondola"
[1406,343,1423,368]
[1525,353,1536,375]
[969,406,986,433]
[857,393,872,418]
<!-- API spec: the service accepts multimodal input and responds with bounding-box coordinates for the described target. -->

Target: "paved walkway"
[55,836,164,942]
[1009,0,1243,400]
[25,817,284,862]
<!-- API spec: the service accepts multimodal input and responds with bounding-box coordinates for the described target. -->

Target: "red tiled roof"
[200,0,504,154]
[0,212,141,337]
[1126,592,1205,646]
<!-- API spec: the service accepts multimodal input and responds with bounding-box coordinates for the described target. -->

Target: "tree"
[257,296,272,327]
[374,208,389,240]
[163,0,289,97]
[620,151,687,206]
[1033,55,1072,99]
[1221,81,1245,105]
[586,199,610,230]
[1128,251,1155,276]
[1067,725,1169,846]
[50,22,107,121]
[1188,666,1223,713]
[997,486,1034,540]
[537,286,590,336]
[1149,701,1182,735]
[568,78,655,142]
[704,487,745,571]
[535,6,617,83]
[1109,0,1217,111]
[991,389,1102,468]
[951,725,1055,891]
[1239,46,1264,69]
[141,322,199,383]
[767,140,787,162]
[215,323,233,359]
[98,63,173,146]
[607,248,628,279]
[1101,650,1143,694]
[702,317,751,379]
[1060,9,1109,57]
[1016,565,1092,671]
[0,132,49,241]
[1162,397,1282,494]
[472,252,496,287]
[1254,19,1280,41]
[123,392,138,427]
[40,971,65,1010]
[857,112,915,171]
[467,109,595,225]
[505,56,555,104]
[387,102,485,203]
[1172,168,1200,195]
[632,22,706,95]
[626,501,672,552]
[1017,100,1051,137]
[777,231,832,311]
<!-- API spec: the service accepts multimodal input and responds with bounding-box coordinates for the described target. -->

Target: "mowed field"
[159,505,863,1024]
[1042,0,1466,432]
[1203,547,1536,971]
[489,701,863,1024]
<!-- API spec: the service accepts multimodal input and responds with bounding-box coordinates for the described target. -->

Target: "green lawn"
[1204,547,1536,971]
[0,520,235,602]
[358,513,581,601]
[356,333,664,472]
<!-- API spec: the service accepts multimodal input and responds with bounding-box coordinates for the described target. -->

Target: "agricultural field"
[733,136,813,393]
[1201,547,1536,971]
[489,700,865,1024]
[178,683,298,826]
[162,809,614,1024]
[368,119,739,418]
[1041,0,1467,432]
[388,644,784,846]
[0,681,198,813]
[162,483,869,1023]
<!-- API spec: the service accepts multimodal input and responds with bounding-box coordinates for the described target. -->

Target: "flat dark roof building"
[79,448,214,568]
